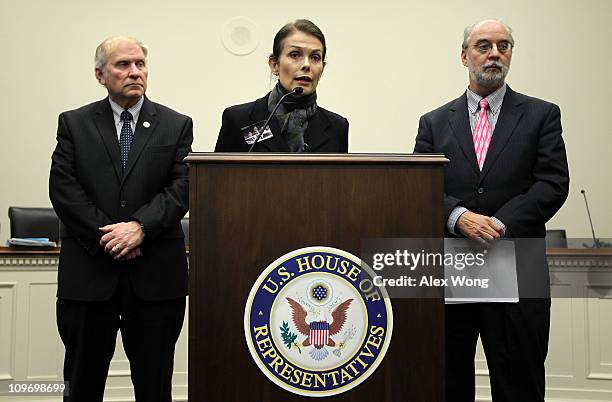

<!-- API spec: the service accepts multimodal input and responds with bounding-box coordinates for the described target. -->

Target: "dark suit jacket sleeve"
[340,117,349,152]
[130,117,193,240]
[214,108,242,152]
[49,112,113,253]
[493,104,569,236]
[415,114,464,222]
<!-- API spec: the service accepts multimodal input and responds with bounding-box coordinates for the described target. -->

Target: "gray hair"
[462,19,514,49]
[94,36,148,73]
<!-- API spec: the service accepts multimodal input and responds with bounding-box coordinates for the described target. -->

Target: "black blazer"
[414,87,569,295]
[214,93,349,152]
[415,86,569,237]
[49,97,193,301]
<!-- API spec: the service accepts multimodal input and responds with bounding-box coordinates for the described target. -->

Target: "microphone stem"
[582,191,598,248]
[248,89,299,152]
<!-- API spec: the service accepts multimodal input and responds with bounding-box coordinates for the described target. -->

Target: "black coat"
[414,86,569,296]
[415,86,569,238]
[49,96,193,301]
[214,93,349,152]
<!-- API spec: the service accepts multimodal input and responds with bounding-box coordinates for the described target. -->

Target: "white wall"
[1,0,610,242]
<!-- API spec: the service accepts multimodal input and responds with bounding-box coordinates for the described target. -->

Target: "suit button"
[120,200,127,207]
[477,188,484,195]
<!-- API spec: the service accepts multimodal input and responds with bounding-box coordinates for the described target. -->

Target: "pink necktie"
[473,99,492,170]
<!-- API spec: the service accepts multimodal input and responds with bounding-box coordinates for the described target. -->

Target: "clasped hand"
[456,211,505,246]
[99,221,145,261]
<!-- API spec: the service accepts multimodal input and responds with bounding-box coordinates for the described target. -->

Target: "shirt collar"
[466,84,507,115]
[108,96,144,123]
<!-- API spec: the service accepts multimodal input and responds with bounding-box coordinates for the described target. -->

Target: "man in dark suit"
[414,20,569,402]
[49,36,192,402]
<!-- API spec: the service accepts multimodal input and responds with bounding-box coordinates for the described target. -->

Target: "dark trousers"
[57,274,186,402]
[445,300,550,402]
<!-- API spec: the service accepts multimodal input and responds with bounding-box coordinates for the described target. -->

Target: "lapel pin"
[143,121,151,128]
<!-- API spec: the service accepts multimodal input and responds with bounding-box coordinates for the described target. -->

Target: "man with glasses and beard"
[414,19,569,402]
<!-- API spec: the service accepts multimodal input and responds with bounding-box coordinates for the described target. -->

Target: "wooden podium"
[186,153,448,402]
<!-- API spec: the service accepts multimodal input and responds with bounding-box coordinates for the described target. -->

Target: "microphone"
[581,189,600,248]
[248,86,304,152]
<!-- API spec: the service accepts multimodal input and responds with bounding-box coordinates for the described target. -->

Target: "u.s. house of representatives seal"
[244,246,393,397]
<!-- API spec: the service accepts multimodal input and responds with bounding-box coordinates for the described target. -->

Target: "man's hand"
[456,211,505,244]
[120,247,142,261]
[99,221,145,260]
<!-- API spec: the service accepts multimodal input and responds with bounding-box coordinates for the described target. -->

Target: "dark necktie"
[120,110,134,169]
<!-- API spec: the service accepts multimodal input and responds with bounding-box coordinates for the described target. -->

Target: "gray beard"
[471,65,508,89]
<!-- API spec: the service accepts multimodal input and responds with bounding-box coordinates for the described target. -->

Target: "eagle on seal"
[286,297,353,349]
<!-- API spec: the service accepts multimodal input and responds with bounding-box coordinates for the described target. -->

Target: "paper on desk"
[7,238,57,247]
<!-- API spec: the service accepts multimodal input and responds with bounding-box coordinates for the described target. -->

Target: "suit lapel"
[304,109,330,151]
[250,95,289,152]
[448,94,480,175]
[94,99,123,182]
[480,87,524,178]
[123,97,157,180]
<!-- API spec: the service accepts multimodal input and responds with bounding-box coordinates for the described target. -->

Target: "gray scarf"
[268,82,317,152]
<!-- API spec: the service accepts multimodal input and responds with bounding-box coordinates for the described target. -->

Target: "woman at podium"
[214,19,349,153]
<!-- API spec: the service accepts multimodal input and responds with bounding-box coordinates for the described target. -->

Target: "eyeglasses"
[470,40,514,54]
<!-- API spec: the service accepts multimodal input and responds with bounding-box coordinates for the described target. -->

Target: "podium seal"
[244,246,393,396]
